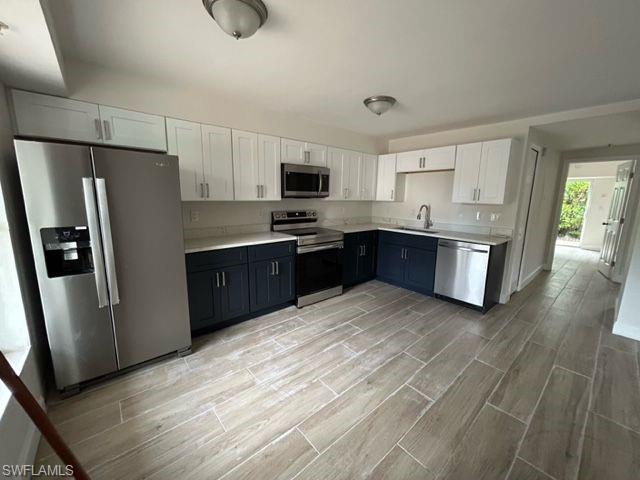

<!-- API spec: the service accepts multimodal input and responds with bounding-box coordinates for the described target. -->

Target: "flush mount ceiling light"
[203,0,268,40]
[363,95,396,116]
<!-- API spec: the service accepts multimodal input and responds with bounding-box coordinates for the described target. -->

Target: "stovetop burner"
[271,210,344,246]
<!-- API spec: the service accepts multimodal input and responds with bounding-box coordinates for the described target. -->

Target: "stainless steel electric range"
[272,210,344,307]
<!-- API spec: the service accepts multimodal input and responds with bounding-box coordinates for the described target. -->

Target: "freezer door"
[15,140,117,389]
[91,147,191,368]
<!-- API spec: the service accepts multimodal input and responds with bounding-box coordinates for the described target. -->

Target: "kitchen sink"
[399,226,439,234]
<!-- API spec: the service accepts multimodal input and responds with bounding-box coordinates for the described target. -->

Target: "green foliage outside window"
[558,180,590,239]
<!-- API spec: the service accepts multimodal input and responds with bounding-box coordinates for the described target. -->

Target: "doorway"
[556,179,591,247]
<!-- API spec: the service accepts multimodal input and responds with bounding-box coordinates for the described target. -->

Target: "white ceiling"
[45,0,640,137]
[533,110,640,151]
[0,0,66,95]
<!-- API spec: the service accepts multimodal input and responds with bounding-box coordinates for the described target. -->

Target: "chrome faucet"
[417,204,433,230]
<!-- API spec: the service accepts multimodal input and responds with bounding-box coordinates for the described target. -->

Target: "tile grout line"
[515,455,558,480]
[295,427,321,454]
[591,411,640,435]
[318,378,339,398]
[485,402,527,426]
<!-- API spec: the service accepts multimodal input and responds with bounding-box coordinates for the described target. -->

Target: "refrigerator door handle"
[96,178,120,305]
[82,177,109,308]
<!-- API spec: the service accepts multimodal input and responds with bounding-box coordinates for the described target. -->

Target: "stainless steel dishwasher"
[434,239,492,308]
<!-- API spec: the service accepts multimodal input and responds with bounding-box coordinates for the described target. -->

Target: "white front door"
[599,161,635,279]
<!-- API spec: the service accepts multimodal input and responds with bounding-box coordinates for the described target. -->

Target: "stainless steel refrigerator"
[15,140,191,391]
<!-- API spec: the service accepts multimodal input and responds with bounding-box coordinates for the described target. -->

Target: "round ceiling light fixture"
[363,95,397,116]
[203,0,268,40]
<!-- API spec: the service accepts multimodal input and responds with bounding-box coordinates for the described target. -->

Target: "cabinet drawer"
[248,241,295,262]
[378,231,438,251]
[186,247,247,272]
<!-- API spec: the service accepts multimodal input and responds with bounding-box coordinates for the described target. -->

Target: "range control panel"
[271,210,318,227]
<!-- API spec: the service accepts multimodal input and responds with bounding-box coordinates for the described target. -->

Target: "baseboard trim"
[612,321,640,342]
[518,265,543,291]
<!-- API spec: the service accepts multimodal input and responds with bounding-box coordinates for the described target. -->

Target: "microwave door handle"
[96,178,120,306]
[82,177,109,308]
[318,171,322,196]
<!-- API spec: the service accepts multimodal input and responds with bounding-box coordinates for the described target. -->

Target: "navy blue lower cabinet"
[186,270,222,331]
[404,247,436,294]
[343,234,360,286]
[219,264,250,321]
[249,256,295,312]
[377,241,405,283]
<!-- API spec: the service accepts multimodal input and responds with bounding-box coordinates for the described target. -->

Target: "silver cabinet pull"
[390,189,394,200]
[82,177,108,308]
[200,183,205,198]
[472,188,477,201]
[275,261,279,275]
[477,188,480,201]
[95,178,119,305]
[215,272,220,287]
[94,119,103,140]
[270,261,274,275]
[221,271,226,287]
[257,185,260,198]
[103,120,112,140]
[363,245,366,256]
[206,183,210,198]
[304,151,310,164]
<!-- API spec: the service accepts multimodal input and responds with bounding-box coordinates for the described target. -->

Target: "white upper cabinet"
[327,147,345,200]
[167,118,204,201]
[202,124,234,201]
[477,139,512,204]
[11,90,167,151]
[11,90,102,143]
[452,142,482,203]
[281,138,327,167]
[360,154,378,201]
[452,138,513,205]
[233,130,280,201]
[396,145,456,173]
[256,134,281,200]
[376,153,405,201]
[327,148,361,200]
[98,105,167,151]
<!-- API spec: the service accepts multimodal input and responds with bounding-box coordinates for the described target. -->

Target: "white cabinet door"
[360,154,378,200]
[11,90,101,143]
[327,147,345,200]
[376,154,398,201]
[477,138,511,204]
[166,118,204,201]
[232,130,260,200]
[305,142,328,167]
[202,124,234,201]
[99,105,167,151]
[257,134,281,200]
[452,142,482,203]
[281,138,305,165]
[396,149,424,173]
[425,145,456,171]
[344,150,362,200]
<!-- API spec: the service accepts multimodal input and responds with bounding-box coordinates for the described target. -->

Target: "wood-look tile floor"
[37,246,640,480]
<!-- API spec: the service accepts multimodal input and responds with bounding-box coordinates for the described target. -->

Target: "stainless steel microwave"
[281,163,330,198]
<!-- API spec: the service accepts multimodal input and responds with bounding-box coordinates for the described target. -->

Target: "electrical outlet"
[476,211,481,221]
[190,209,200,223]
[490,212,501,222]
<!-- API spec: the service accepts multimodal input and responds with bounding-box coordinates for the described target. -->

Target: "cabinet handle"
[477,188,480,201]
[215,272,220,287]
[304,151,310,164]
[103,120,112,140]
[257,185,260,198]
[363,245,366,256]
[221,271,226,287]
[206,183,210,198]
[390,189,394,200]
[200,183,205,198]
[94,119,102,140]
[275,261,279,275]
[270,261,275,275]
[472,188,476,201]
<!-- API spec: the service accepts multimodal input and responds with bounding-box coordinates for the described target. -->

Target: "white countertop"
[330,223,510,246]
[184,232,295,253]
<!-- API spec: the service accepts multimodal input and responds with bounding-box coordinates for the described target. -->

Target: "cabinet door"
[360,154,378,201]
[167,118,204,201]
[202,124,234,200]
[357,232,378,282]
[186,270,221,330]
[376,154,398,201]
[425,145,456,171]
[452,142,482,203]
[232,129,260,200]
[99,105,167,151]
[257,134,281,200]
[270,256,295,304]
[327,147,345,200]
[377,242,405,282]
[305,142,328,167]
[477,139,511,204]
[342,233,360,286]
[248,259,272,311]
[220,264,250,321]
[344,150,362,200]
[404,247,436,294]
[396,149,424,173]
[281,138,306,165]
[11,90,102,143]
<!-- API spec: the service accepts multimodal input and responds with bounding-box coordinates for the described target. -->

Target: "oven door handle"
[297,242,344,254]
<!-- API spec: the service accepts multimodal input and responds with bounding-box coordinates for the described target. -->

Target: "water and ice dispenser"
[41,226,94,278]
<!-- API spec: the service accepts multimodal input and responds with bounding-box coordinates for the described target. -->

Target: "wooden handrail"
[0,351,90,479]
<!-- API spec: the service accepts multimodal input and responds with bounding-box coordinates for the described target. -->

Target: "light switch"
[190,209,200,222]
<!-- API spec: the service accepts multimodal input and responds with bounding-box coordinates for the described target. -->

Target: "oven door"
[296,241,343,299]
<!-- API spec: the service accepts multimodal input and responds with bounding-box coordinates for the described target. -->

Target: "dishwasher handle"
[438,240,490,254]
